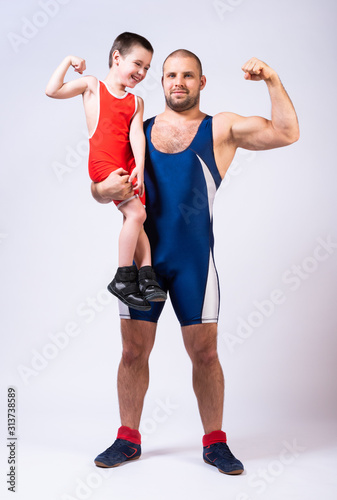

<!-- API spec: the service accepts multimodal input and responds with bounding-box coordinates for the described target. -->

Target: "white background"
[1,0,336,499]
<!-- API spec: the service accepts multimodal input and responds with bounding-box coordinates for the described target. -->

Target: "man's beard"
[165,91,199,112]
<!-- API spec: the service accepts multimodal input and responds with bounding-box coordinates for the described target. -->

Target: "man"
[91,51,299,475]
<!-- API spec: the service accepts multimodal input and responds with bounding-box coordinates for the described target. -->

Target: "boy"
[46,32,166,310]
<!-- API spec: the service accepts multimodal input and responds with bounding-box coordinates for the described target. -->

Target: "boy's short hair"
[109,32,154,68]
[163,49,203,77]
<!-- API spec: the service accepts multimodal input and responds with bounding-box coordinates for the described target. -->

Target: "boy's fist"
[70,56,86,74]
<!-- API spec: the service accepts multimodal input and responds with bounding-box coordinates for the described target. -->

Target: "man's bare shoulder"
[213,111,241,126]
[153,112,167,123]
[213,112,239,143]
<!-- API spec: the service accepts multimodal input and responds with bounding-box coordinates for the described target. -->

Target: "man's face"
[162,56,206,112]
[114,45,152,88]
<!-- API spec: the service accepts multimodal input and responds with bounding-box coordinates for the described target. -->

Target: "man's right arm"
[91,169,135,204]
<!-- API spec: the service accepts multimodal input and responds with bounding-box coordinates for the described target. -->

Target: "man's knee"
[186,335,219,366]
[121,343,149,368]
[120,319,155,367]
[183,323,219,366]
[192,346,219,367]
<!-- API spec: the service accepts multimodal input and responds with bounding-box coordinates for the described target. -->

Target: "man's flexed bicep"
[229,112,286,151]
[218,57,300,151]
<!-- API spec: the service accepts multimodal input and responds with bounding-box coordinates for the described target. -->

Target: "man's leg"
[118,318,157,429]
[181,322,223,433]
[181,322,244,475]
[94,318,157,468]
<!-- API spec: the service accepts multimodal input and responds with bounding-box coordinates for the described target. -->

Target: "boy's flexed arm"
[129,97,146,197]
[45,55,90,98]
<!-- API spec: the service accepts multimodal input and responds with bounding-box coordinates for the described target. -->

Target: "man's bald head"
[162,49,203,77]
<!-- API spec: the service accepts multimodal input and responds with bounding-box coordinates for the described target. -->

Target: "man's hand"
[128,166,144,198]
[70,56,86,75]
[241,57,276,82]
[91,168,134,204]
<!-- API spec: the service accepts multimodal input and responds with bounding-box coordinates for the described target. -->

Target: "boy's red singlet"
[88,80,145,206]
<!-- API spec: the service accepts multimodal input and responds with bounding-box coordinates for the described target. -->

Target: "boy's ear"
[112,50,121,66]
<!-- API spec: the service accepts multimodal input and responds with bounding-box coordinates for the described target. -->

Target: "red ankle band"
[117,426,141,445]
[202,430,227,447]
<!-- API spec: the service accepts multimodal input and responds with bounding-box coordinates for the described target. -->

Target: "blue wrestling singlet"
[119,115,223,326]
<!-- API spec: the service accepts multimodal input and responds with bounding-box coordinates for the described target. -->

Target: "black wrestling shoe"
[108,265,151,311]
[138,266,167,302]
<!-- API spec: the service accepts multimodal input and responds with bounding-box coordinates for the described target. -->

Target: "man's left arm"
[227,58,300,150]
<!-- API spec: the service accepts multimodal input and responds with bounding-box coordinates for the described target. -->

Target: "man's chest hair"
[151,121,202,154]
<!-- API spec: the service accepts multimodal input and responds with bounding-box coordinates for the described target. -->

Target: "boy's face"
[114,45,152,88]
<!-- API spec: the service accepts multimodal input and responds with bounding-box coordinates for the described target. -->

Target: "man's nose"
[174,75,184,86]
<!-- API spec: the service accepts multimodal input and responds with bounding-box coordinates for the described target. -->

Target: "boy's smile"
[115,46,152,89]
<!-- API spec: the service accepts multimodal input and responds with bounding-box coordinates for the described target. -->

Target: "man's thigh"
[181,322,218,359]
[120,319,157,356]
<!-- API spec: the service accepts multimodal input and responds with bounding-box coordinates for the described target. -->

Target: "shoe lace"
[104,439,123,453]
[212,442,236,460]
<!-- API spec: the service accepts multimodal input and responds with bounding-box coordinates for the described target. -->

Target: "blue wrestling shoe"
[94,439,141,468]
[203,442,244,475]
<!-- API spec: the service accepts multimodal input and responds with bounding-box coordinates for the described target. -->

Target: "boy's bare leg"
[118,197,147,267]
[134,227,152,269]
[181,323,224,434]
[118,319,157,429]
[109,198,165,308]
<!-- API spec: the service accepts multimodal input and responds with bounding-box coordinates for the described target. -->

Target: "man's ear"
[161,76,164,87]
[200,75,206,90]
